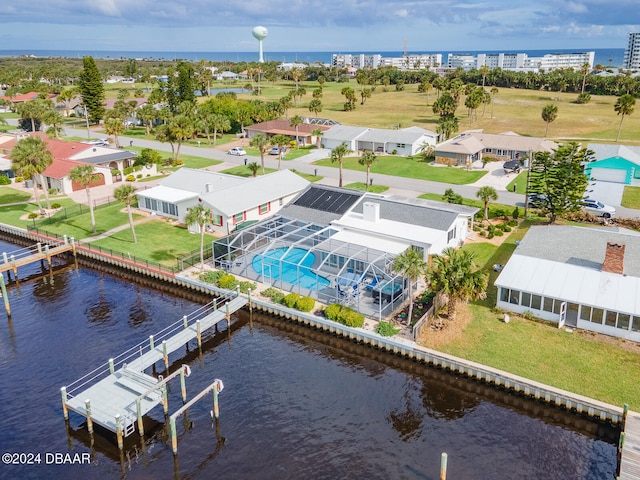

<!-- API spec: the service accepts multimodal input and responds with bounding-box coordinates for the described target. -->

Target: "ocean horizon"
[0,48,627,68]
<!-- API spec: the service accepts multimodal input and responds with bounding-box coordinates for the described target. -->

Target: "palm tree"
[311,128,324,149]
[247,162,260,177]
[114,184,138,243]
[426,247,488,321]
[250,133,270,175]
[490,87,498,118]
[476,186,498,221]
[137,104,157,136]
[211,114,231,145]
[614,94,636,142]
[271,134,290,170]
[330,142,353,187]
[43,109,64,139]
[9,136,53,212]
[289,115,302,147]
[392,247,427,325]
[104,115,125,148]
[169,114,195,162]
[479,65,490,88]
[541,104,558,137]
[358,151,377,190]
[69,164,100,234]
[185,203,212,272]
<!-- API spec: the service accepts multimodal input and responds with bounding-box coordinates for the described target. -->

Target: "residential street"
[8,121,640,218]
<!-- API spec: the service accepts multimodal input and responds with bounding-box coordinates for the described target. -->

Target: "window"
[632,317,640,332]
[259,202,270,215]
[618,313,630,330]
[552,300,561,314]
[591,308,604,324]
[543,297,554,312]
[447,228,456,242]
[397,143,406,148]
[531,295,541,310]
[521,292,531,308]
[211,214,222,226]
[233,212,245,224]
[509,290,520,305]
[500,288,509,303]
[580,306,592,322]
[605,310,617,327]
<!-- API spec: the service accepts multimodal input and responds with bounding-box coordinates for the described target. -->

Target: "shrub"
[324,304,342,321]
[512,206,519,220]
[340,308,365,328]
[479,230,486,237]
[28,213,38,219]
[15,176,24,182]
[295,296,315,312]
[493,229,504,236]
[238,281,256,294]
[48,187,58,195]
[392,149,398,155]
[136,174,143,179]
[261,287,281,298]
[199,270,226,284]
[283,293,301,308]
[217,274,237,290]
[111,169,120,176]
[270,291,286,304]
[0,176,11,185]
[51,202,61,209]
[135,148,164,166]
[508,219,518,227]
[123,167,134,175]
[576,93,591,104]
[125,174,136,182]
[376,321,399,337]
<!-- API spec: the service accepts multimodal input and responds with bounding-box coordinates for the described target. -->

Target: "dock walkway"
[0,241,74,274]
[63,296,247,437]
[620,412,640,479]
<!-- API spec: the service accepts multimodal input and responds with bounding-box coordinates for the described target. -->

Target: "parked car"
[269,146,287,155]
[527,193,548,208]
[582,199,616,218]
[503,160,521,173]
[227,147,247,156]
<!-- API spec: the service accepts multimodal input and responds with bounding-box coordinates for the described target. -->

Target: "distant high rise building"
[624,32,640,70]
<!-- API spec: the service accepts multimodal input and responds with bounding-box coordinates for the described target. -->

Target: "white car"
[582,199,616,218]
[227,147,246,156]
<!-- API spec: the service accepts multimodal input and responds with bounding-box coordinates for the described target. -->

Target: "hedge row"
[323,304,365,328]
[199,270,256,294]
[261,287,316,313]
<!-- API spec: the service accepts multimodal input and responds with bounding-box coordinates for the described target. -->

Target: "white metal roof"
[495,255,640,315]
[330,230,409,255]
[160,168,245,193]
[137,185,198,203]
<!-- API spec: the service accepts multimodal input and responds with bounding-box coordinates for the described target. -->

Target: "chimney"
[602,243,625,275]
[362,202,380,222]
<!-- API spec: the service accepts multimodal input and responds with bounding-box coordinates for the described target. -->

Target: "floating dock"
[62,296,247,438]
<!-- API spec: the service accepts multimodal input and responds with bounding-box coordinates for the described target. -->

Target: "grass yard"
[0,186,32,204]
[419,192,525,218]
[34,203,139,240]
[220,165,277,177]
[344,182,389,193]
[314,156,487,185]
[87,219,203,267]
[422,222,640,409]
[505,170,529,194]
[290,169,323,182]
[621,186,640,209]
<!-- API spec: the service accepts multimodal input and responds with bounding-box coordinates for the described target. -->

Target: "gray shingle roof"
[515,225,640,277]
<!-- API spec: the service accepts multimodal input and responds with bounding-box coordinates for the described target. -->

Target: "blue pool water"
[252,247,331,290]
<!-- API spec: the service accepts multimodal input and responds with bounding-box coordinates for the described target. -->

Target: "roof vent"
[205,183,213,193]
[362,202,380,222]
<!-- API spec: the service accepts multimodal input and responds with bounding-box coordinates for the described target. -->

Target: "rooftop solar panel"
[293,187,361,214]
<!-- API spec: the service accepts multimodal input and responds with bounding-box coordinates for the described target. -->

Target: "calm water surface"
[0,238,617,480]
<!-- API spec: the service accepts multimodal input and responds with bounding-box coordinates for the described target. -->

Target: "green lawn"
[621,186,640,209]
[428,223,640,409]
[290,169,323,182]
[314,156,487,185]
[34,203,139,240]
[220,166,278,177]
[123,147,222,170]
[419,192,524,218]
[344,182,389,193]
[87,219,203,267]
[0,186,32,204]
[505,170,529,194]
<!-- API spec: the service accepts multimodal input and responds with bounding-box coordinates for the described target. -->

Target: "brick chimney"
[602,243,625,275]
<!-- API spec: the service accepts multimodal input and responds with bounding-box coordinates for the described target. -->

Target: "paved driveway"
[587,181,624,207]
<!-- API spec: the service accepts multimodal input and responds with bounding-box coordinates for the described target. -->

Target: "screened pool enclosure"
[212,215,411,320]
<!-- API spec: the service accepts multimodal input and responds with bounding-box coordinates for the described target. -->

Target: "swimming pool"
[252,247,331,291]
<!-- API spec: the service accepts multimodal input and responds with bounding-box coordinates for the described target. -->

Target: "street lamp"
[83,105,90,140]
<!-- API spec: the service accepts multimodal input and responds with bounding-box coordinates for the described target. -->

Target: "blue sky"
[0,0,638,52]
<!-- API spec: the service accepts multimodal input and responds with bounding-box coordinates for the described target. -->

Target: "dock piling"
[85,399,94,434]
[170,416,178,454]
[162,385,169,414]
[196,320,202,347]
[115,414,123,451]
[226,302,230,327]
[183,315,188,329]
[149,334,154,350]
[60,386,68,420]
[136,398,144,436]
[109,358,115,374]
[180,367,187,403]
[162,340,168,369]
[212,383,220,419]
[0,274,10,317]
[248,288,252,312]
[440,452,448,480]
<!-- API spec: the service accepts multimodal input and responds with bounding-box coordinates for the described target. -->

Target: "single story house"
[243,119,330,147]
[321,125,438,156]
[586,143,640,184]
[136,168,309,235]
[495,225,640,341]
[435,130,558,168]
[0,92,57,110]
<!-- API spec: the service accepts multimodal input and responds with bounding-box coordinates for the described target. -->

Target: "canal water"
[0,238,618,480]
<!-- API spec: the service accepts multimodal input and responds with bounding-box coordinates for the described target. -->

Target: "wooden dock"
[619,412,640,479]
[62,296,247,438]
[0,241,75,274]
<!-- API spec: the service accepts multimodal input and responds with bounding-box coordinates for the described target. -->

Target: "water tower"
[252,26,268,63]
